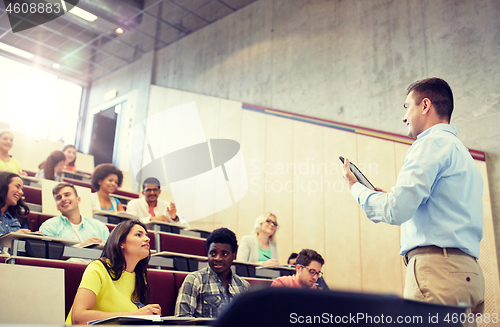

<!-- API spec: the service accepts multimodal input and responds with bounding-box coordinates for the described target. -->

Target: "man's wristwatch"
[172,215,179,222]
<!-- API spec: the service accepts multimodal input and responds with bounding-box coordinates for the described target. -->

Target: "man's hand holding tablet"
[340,156,376,191]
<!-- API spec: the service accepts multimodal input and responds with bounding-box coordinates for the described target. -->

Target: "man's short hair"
[296,249,324,267]
[407,77,454,122]
[52,182,78,197]
[287,252,298,264]
[205,227,238,253]
[142,177,161,190]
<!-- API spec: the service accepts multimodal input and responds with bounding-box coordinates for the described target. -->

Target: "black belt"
[403,245,474,266]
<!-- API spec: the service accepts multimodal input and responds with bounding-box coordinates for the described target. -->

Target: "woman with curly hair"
[90,163,124,212]
[67,219,161,324]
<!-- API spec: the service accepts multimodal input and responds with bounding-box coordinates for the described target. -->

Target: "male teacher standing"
[342,78,484,323]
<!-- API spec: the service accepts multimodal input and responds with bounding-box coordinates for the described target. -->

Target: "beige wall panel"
[476,161,500,326]
[357,134,403,295]
[11,131,63,173]
[394,142,411,293]
[75,151,95,174]
[136,86,179,190]
[235,109,266,240]
[212,99,244,234]
[262,114,294,265]
[3,125,94,178]
[292,120,325,257]
[178,91,222,231]
[323,128,361,291]
[0,264,65,324]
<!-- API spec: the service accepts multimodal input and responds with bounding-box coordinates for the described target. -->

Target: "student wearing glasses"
[271,249,324,289]
[237,213,279,266]
[126,177,189,227]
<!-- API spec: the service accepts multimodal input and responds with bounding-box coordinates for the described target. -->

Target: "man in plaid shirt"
[175,227,250,318]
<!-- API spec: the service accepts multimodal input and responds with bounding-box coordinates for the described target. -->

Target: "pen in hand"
[134,302,146,308]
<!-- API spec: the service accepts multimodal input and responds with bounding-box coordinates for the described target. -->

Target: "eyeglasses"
[144,188,160,193]
[300,265,323,278]
[265,219,278,227]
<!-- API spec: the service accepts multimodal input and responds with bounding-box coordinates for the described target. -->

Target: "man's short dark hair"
[288,252,298,264]
[53,182,78,197]
[142,177,161,190]
[205,227,238,253]
[407,77,454,122]
[296,249,324,267]
[91,163,123,190]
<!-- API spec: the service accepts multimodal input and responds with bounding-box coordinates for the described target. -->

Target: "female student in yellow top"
[0,131,26,175]
[68,220,161,324]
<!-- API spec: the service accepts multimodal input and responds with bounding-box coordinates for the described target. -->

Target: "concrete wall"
[87,0,500,265]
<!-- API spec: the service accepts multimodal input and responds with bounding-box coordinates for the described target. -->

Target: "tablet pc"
[339,156,375,190]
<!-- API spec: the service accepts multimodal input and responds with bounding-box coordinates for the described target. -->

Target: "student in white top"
[126,177,189,227]
[90,164,124,212]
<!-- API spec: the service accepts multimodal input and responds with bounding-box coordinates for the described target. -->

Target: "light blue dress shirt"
[351,124,483,258]
[40,215,110,244]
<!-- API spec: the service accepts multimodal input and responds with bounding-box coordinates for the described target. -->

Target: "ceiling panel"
[0,0,259,83]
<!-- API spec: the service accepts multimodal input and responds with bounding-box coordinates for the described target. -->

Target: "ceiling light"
[52,63,61,69]
[0,42,35,59]
[68,5,98,22]
[115,27,124,34]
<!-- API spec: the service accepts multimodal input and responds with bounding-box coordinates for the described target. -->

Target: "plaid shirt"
[175,266,250,318]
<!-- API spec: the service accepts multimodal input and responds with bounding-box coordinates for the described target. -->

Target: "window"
[0,56,82,144]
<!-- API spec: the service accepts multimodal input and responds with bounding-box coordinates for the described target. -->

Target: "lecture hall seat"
[159,233,207,257]
[22,187,42,205]
[147,269,177,316]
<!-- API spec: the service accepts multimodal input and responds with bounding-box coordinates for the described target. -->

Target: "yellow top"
[65,260,138,325]
[0,157,22,174]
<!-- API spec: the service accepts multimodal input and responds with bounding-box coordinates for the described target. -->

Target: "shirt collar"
[417,123,457,140]
[208,265,234,283]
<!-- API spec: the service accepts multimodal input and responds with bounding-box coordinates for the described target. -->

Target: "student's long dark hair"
[99,219,150,304]
[38,150,66,181]
[0,172,29,225]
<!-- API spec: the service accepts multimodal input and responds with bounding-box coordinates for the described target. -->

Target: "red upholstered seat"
[147,269,176,316]
[159,233,206,257]
[173,271,189,294]
[27,212,39,231]
[38,214,54,227]
[23,187,42,205]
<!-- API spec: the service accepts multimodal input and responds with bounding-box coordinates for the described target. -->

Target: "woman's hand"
[15,229,32,234]
[263,259,279,266]
[135,304,161,316]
